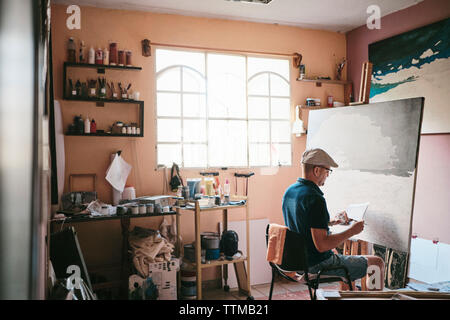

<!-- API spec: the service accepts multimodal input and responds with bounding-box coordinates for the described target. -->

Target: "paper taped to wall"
[346,202,369,221]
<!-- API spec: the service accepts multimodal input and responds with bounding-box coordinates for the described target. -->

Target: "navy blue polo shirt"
[282,178,333,267]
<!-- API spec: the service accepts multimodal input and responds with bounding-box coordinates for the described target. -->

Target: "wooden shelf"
[64,61,142,71]
[64,95,143,104]
[296,78,351,85]
[51,211,176,224]
[65,132,143,137]
[181,256,248,270]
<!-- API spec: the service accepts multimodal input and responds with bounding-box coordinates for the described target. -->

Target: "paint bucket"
[205,248,220,261]
[181,276,197,297]
[202,236,220,249]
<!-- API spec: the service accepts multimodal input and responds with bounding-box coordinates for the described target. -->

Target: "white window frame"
[155,48,292,169]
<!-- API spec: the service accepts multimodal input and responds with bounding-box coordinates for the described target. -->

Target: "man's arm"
[311,221,364,253]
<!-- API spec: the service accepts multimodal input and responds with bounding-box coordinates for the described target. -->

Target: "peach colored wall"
[51,4,346,280]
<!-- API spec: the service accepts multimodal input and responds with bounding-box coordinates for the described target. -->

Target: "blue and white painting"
[369,18,450,134]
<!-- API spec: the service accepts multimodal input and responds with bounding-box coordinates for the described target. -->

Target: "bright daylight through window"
[156,49,291,168]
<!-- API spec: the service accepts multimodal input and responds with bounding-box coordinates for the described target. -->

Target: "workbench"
[174,197,253,300]
[50,211,177,299]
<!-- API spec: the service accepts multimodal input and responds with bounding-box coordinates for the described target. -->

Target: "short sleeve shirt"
[282,178,333,267]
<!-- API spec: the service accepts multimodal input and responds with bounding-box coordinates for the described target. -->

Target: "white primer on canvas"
[306,98,423,252]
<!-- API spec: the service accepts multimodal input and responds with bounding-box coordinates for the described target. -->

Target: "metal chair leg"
[268,269,276,300]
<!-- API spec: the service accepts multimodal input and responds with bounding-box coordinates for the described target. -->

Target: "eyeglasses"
[316,166,333,174]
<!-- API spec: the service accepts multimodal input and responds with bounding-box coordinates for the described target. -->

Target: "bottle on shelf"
[90,119,96,133]
[223,179,230,204]
[88,47,95,64]
[103,47,109,65]
[79,40,85,63]
[67,37,76,63]
[95,48,103,65]
[84,116,91,134]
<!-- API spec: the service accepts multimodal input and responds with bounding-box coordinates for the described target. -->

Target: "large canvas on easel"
[306,98,423,253]
[369,18,450,134]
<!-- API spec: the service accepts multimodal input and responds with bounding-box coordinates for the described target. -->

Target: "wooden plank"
[234,261,250,295]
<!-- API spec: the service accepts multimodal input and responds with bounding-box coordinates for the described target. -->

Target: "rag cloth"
[266,224,301,280]
[266,224,288,265]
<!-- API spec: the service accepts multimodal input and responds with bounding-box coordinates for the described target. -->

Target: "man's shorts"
[308,254,368,282]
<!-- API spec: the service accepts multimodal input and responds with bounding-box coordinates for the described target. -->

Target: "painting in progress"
[306,98,424,253]
[369,18,449,134]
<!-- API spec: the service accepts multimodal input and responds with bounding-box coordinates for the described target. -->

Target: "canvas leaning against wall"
[368,18,450,134]
[306,98,424,253]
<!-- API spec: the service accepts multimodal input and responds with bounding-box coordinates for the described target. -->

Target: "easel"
[350,61,373,106]
[341,239,369,291]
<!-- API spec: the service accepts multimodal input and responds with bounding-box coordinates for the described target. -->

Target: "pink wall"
[346,0,450,243]
[413,134,450,243]
[347,0,450,102]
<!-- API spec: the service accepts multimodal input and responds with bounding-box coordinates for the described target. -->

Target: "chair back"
[266,224,309,272]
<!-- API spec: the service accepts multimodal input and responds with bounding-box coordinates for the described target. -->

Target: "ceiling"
[53,0,424,33]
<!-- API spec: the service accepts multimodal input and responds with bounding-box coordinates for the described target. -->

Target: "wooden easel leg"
[359,240,369,291]
[350,240,359,290]
[340,240,352,291]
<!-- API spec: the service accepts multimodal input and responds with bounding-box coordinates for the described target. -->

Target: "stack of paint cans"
[180,269,197,300]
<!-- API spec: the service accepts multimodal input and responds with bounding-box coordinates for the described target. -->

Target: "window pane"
[249,143,270,166]
[248,57,289,80]
[248,97,269,119]
[157,67,180,91]
[183,94,206,118]
[248,73,269,95]
[248,120,269,143]
[182,67,206,93]
[271,143,291,166]
[183,119,206,142]
[270,74,290,96]
[157,119,181,142]
[207,54,246,118]
[157,93,181,117]
[183,144,207,168]
[271,121,291,143]
[156,49,205,75]
[208,120,247,167]
[271,97,290,120]
[157,144,182,167]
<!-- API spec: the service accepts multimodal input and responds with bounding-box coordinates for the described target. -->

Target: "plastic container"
[88,47,95,64]
[103,48,109,65]
[126,50,132,66]
[67,37,76,63]
[131,205,139,215]
[118,50,125,66]
[223,179,230,197]
[109,43,118,65]
[205,248,220,260]
[146,203,154,214]
[95,48,103,64]
[84,117,90,134]
[90,119,96,133]
[138,204,146,214]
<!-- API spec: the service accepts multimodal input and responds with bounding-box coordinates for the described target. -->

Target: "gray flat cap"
[301,148,338,168]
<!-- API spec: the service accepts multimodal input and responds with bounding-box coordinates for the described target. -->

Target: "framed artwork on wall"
[369,18,450,134]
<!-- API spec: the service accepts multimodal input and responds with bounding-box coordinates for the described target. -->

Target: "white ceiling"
[53,0,423,33]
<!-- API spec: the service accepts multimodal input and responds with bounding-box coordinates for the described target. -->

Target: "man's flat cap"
[301,148,338,168]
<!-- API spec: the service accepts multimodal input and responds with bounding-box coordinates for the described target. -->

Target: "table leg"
[222,209,228,291]
[195,202,202,300]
